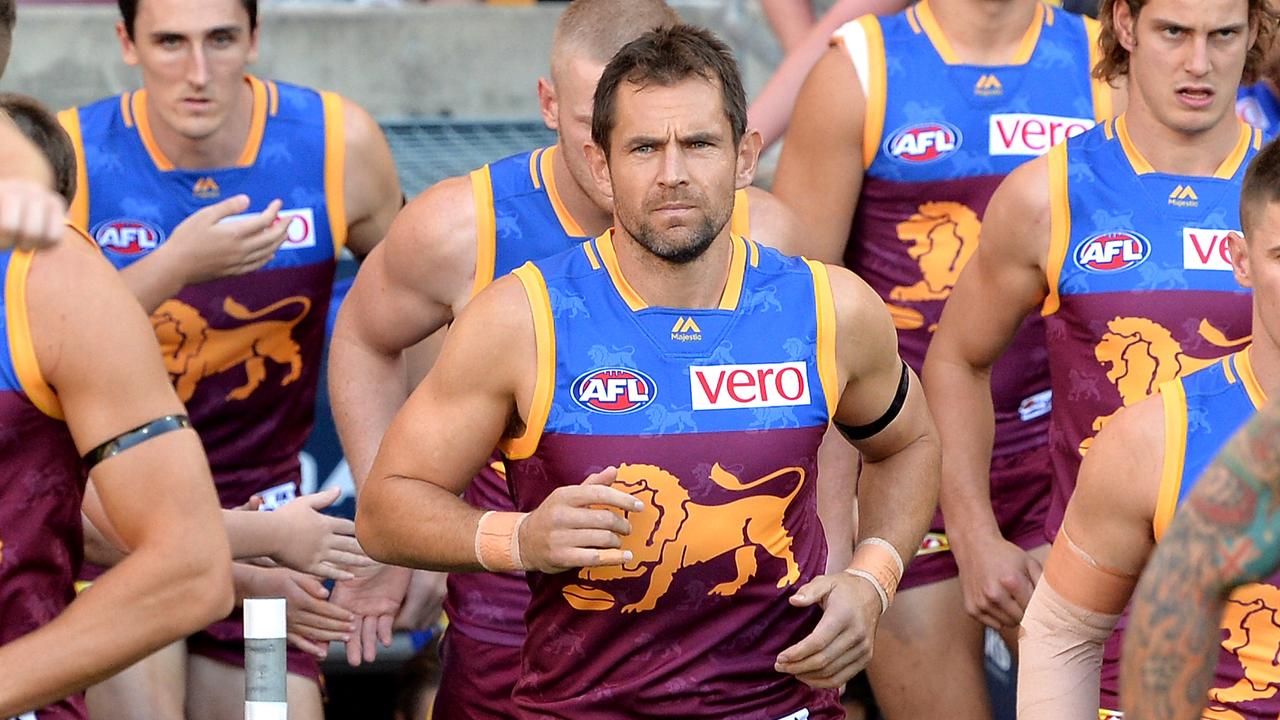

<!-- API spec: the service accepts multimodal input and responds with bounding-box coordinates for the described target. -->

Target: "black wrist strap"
[835,361,911,442]
[82,414,193,471]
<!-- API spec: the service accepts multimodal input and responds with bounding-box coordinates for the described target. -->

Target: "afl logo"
[886,122,962,163]
[573,368,657,414]
[92,219,164,255]
[1074,231,1152,273]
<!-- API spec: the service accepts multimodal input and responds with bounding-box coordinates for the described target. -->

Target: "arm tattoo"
[1121,400,1280,720]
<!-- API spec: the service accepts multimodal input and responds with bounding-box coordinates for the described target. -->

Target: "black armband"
[835,361,910,442]
[82,414,193,471]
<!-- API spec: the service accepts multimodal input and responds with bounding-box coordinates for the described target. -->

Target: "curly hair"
[1094,0,1280,84]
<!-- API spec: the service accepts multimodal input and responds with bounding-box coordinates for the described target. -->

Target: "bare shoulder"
[432,272,536,397]
[824,263,897,378]
[742,186,808,256]
[340,97,391,165]
[375,174,480,310]
[979,153,1053,267]
[1076,392,1165,522]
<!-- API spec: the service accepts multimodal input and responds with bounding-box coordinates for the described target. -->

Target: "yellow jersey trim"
[501,263,555,460]
[1042,143,1071,317]
[858,16,887,171]
[1102,117,1115,141]
[1115,114,1156,175]
[1010,2,1046,65]
[540,146,586,237]
[6,250,63,420]
[320,91,348,257]
[468,165,498,299]
[267,80,280,117]
[528,148,544,190]
[119,93,134,128]
[730,188,750,237]
[906,5,922,33]
[916,0,1044,66]
[132,75,269,172]
[581,240,601,270]
[596,230,649,311]
[718,235,749,311]
[1236,347,1268,409]
[1154,378,1188,541]
[595,231,749,312]
[746,237,760,268]
[1214,122,1254,179]
[57,108,91,229]
[1085,18,1113,123]
[807,260,840,419]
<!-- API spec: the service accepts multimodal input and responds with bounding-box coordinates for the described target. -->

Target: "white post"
[244,597,288,720]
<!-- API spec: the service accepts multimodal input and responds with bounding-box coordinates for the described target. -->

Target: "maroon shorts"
[431,627,521,719]
[187,608,321,681]
[899,447,1051,591]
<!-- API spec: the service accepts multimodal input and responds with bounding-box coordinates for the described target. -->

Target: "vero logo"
[988,113,1094,156]
[1183,228,1236,271]
[690,362,810,411]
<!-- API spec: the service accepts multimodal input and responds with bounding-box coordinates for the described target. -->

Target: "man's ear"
[735,128,763,190]
[585,140,614,203]
[538,77,559,132]
[1229,231,1253,289]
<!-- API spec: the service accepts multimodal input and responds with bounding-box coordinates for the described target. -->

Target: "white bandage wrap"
[1017,580,1122,720]
[474,511,529,572]
[844,537,905,615]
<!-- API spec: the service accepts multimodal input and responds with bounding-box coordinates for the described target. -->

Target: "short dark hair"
[0,93,77,205]
[1096,0,1279,84]
[591,24,747,159]
[118,0,258,40]
[1240,139,1280,238]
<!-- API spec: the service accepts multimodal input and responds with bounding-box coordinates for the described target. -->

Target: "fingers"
[303,487,342,510]
[0,180,66,251]
[565,506,632,536]
[361,614,379,663]
[976,582,1025,629]
[1001,572,1036,618]
[292,608,355,635]
[788,576,835,609]
[38,198,65,250]
[792,650,866,689]
[566,484,643,515]
[325,516,358,537]
[287,632,329,660]
[310,562,356,582]
[581,466,619,486]
[198,193,252,221]
[377,613,394,647]
[1024,551,1045,585]
[344,617,365,667]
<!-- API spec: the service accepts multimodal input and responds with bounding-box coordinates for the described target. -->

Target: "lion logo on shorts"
[1083,317,1248,453]
[890,201,982,304]
[1205,583,1280,713]
[561,462,804,614]
[152,296,311,402]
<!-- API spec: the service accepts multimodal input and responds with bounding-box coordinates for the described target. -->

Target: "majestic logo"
[1074,231,1151,274]
[561,462,805,613]
[974,73,1003,97]
[1081,317,1250,454]
[689,362,810,411]
[222,207,317,250]
[572,368,656,414]
[670,316,703,342]
[92,219,164,256]
[988,113,1094,156]
[1169,184,1199,208]
[192,177,221,199]
[151,296,311,402]
[1183,228,1236,272]
[886,122,962,164]
[891,201,982,309]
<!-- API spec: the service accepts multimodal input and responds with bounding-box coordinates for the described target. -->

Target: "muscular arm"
[329,176,475,485]
[1122,398,1280,720]
[338,97,402,260]
[921,157,1052,622]
[749,0,911,149]
[0,231,233,717]
[761,0,816,53]
[1019,397,1161,719]
[772,45,865,264]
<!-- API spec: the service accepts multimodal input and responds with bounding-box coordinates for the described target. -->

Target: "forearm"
[0,544,231,717]
[329,332,412,488]
[118,248,187,314]
[762,0,815,53]
[854,434,939,566]
[222,509,286,561]
[922,354,1000,540]
[82,512,127,566]
[356,475,487,572]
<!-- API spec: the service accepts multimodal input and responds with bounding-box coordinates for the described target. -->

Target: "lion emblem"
[1083,317,1249,453]
[152,296,311,402]
[1205,583,1280,711]
[562,462,805,613]
[890,201,982,303]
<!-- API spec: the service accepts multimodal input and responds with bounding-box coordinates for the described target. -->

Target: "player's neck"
[1120,100,1244,177]
[609,227,735,309]
[551,144,612,236]
[926,0,1039,65]
[146,80,256,170]
[1248,333,1280,401]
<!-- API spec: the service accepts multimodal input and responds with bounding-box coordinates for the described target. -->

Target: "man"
[1018,139,1280,719]
[0,0,70,250]
[57,0,402,717]
[0,171,233,719]
[356,24,940,718]
[329,1,804,714]
[922,0,1268,657]
[771,0,1114,715]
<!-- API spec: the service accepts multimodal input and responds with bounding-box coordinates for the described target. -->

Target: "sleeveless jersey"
[838,0,1109,459]
[1237,82,1280,142]
[503,231,842,719]
[59,76,345,503]
[0,246,89,720]
[448,146,754,646]
[1099,350,1276,716]
[1040,115,1257,540]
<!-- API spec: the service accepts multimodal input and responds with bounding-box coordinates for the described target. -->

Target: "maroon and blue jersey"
[1099,350,1278,716]
[450,146,754,648]
[1040,115,1258,541]
[503,231,843,719]
[0,245,89,720]
[839,1,1108,460]
[59,76,346,506]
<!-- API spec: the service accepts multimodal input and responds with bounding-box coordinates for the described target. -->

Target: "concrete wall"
[3,2,781,117]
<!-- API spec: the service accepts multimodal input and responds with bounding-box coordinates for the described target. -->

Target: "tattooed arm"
[1121,398,1280,720]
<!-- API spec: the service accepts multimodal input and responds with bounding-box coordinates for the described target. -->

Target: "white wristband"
[844,568,890,615]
